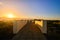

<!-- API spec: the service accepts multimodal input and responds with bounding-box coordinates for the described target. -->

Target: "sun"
[5,13,15,18]
[2,12,18,19]
[7,14,14,18]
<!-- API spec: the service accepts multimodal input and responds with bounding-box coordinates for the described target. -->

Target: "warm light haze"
[5,13,15,18]
[0,0,60,20]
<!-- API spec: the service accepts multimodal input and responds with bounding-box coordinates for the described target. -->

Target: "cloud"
[0,2,3,5]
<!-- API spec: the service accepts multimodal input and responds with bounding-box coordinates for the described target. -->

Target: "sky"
[0,0,60,19]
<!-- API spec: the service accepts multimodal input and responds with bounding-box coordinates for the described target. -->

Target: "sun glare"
[7,14,14,18]
[5,13,16,18]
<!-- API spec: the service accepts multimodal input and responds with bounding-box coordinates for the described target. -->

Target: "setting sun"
[7,14,14,18]
[4,12,16,18]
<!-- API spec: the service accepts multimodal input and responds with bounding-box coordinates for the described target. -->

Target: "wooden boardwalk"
[12,22,46,40]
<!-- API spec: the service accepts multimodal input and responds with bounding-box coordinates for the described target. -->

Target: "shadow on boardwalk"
[12,22,46,40]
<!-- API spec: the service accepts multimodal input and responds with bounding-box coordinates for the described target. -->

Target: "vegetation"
[0,21,13,40]
[47,20,60,40]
